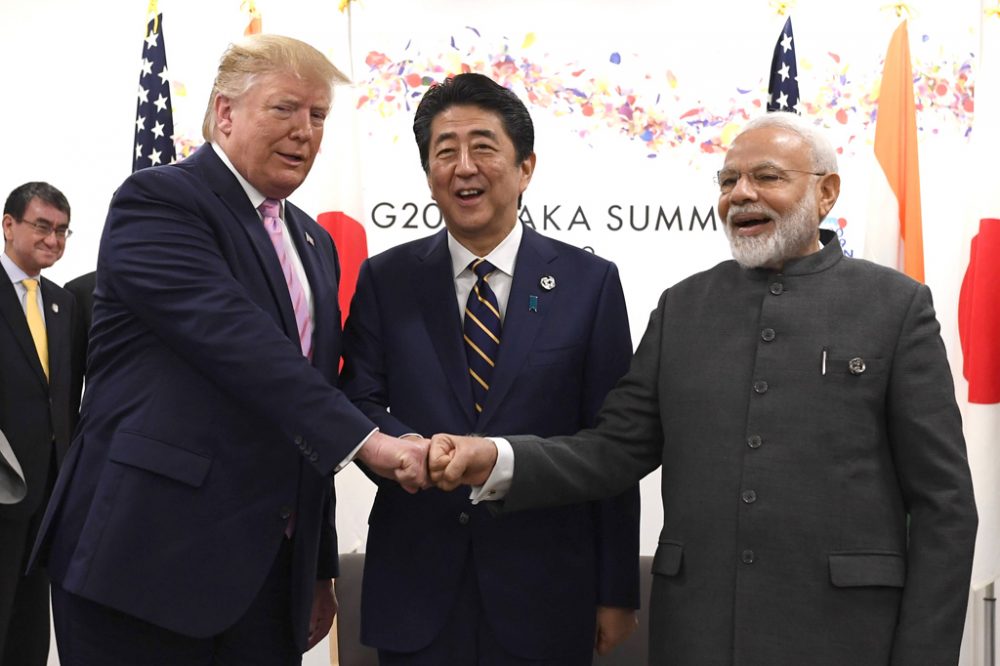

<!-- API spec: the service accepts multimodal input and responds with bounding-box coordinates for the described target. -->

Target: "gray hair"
[737,112,839,174]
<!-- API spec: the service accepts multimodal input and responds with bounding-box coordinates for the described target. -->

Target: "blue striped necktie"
[464,259,502,414]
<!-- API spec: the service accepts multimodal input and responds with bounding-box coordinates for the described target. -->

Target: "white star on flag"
[767,17,801,114]
[133,13,176,172]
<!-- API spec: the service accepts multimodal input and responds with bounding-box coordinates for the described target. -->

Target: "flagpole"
[987,582,996,666]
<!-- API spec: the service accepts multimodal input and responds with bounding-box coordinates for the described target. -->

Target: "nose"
[455,146,477,176]
[727,171,758,204]
[288,111,315,141]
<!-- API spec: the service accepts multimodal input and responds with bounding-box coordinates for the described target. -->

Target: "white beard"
[724,189,819,269]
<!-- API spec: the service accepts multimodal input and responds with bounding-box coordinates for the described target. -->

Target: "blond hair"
[201,34,350,141]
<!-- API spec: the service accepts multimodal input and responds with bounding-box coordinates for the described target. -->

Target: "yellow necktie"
[22,279,49,380]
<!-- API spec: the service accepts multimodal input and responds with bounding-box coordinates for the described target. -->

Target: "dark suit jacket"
[503,232,978,665]
[32,145,376,651]
[341,226,640,658]
[0,276,82,520]
[0,273,83,654]
[63,271,95,366]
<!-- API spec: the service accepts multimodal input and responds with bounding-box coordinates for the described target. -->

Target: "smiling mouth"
[456,188,483,200]
[732,216,771,229]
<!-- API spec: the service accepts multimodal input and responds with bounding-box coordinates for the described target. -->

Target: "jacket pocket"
[526,344,582,367]
[828,551,905,587]
[651,540,684,577]
[108,430,212,488]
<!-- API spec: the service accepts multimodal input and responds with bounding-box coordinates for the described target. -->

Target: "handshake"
[356,432,499,493]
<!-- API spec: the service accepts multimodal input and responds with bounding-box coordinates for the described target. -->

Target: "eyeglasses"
[16,217,73,239]
[715,167,826,195]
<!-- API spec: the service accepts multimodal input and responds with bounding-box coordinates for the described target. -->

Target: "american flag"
[767,16,800,113]
[133,14,176,171]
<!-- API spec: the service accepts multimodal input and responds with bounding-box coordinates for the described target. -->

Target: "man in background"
[0,182,84,665]
[342,73,640,665]
[430,112,978,665]
[32,35,426,665]
[63,270,94,362]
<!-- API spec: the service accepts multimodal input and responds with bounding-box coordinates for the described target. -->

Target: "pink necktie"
[259,198,313,359]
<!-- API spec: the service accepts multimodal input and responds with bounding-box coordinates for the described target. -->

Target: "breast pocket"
[526,343,582,368]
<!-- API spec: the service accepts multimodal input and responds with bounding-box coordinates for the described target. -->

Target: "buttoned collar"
[745,228,843,279]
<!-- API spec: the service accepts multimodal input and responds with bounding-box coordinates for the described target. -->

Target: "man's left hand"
[307,579,338,649]
[594,606,639,655]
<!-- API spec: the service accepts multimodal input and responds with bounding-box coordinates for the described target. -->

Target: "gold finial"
[145,0,159,37]
[769,0,794,16]
[881,2,914,19]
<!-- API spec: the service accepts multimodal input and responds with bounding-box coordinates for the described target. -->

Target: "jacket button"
[741,490,757,504]
[747,435,762,449]
[741,549,755,564]
[753,380,768,394]
[279,507,293,520]
[458,512,470,525]
[309,452,319,463]
[761,328,775,342]
[769,282,784,295]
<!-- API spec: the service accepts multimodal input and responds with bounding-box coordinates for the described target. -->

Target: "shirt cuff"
[469,437,513,504]
[333,427,379,473]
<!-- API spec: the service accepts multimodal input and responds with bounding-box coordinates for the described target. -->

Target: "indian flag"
[864,20,924,283]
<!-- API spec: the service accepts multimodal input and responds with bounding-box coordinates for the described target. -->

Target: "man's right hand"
[357,432,429,493]
[428,434,498,491]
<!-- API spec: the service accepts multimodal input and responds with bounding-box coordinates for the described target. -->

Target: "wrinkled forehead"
[723,127,811,170]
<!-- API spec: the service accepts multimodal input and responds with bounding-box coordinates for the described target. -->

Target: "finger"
[438,461,466,491]
[428,447,455,480]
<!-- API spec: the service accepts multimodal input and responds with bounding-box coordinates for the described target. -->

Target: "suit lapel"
[477,227,557,431]
[41,278,71,387]
[285,207,333,370]
[197,146,300,343]
[414,232,475,427]
[0,278,48,389]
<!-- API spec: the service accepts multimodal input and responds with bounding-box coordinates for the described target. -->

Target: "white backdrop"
[0,0,994,663]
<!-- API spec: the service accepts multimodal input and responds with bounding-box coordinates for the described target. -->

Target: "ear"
[816,172,841,220]
[214,94,235,137]
[518,153,537,195]
[2,214,13,242]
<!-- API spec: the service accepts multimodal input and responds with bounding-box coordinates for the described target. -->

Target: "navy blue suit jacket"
[341,226,640,658]
[32,145,376,650]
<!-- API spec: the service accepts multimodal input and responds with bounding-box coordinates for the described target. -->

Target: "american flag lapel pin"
[51,303,60,314]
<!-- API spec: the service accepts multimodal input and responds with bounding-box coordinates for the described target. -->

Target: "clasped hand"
[358,433,499,493]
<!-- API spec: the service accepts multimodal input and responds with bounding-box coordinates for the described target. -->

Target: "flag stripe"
[870,20,924,282]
